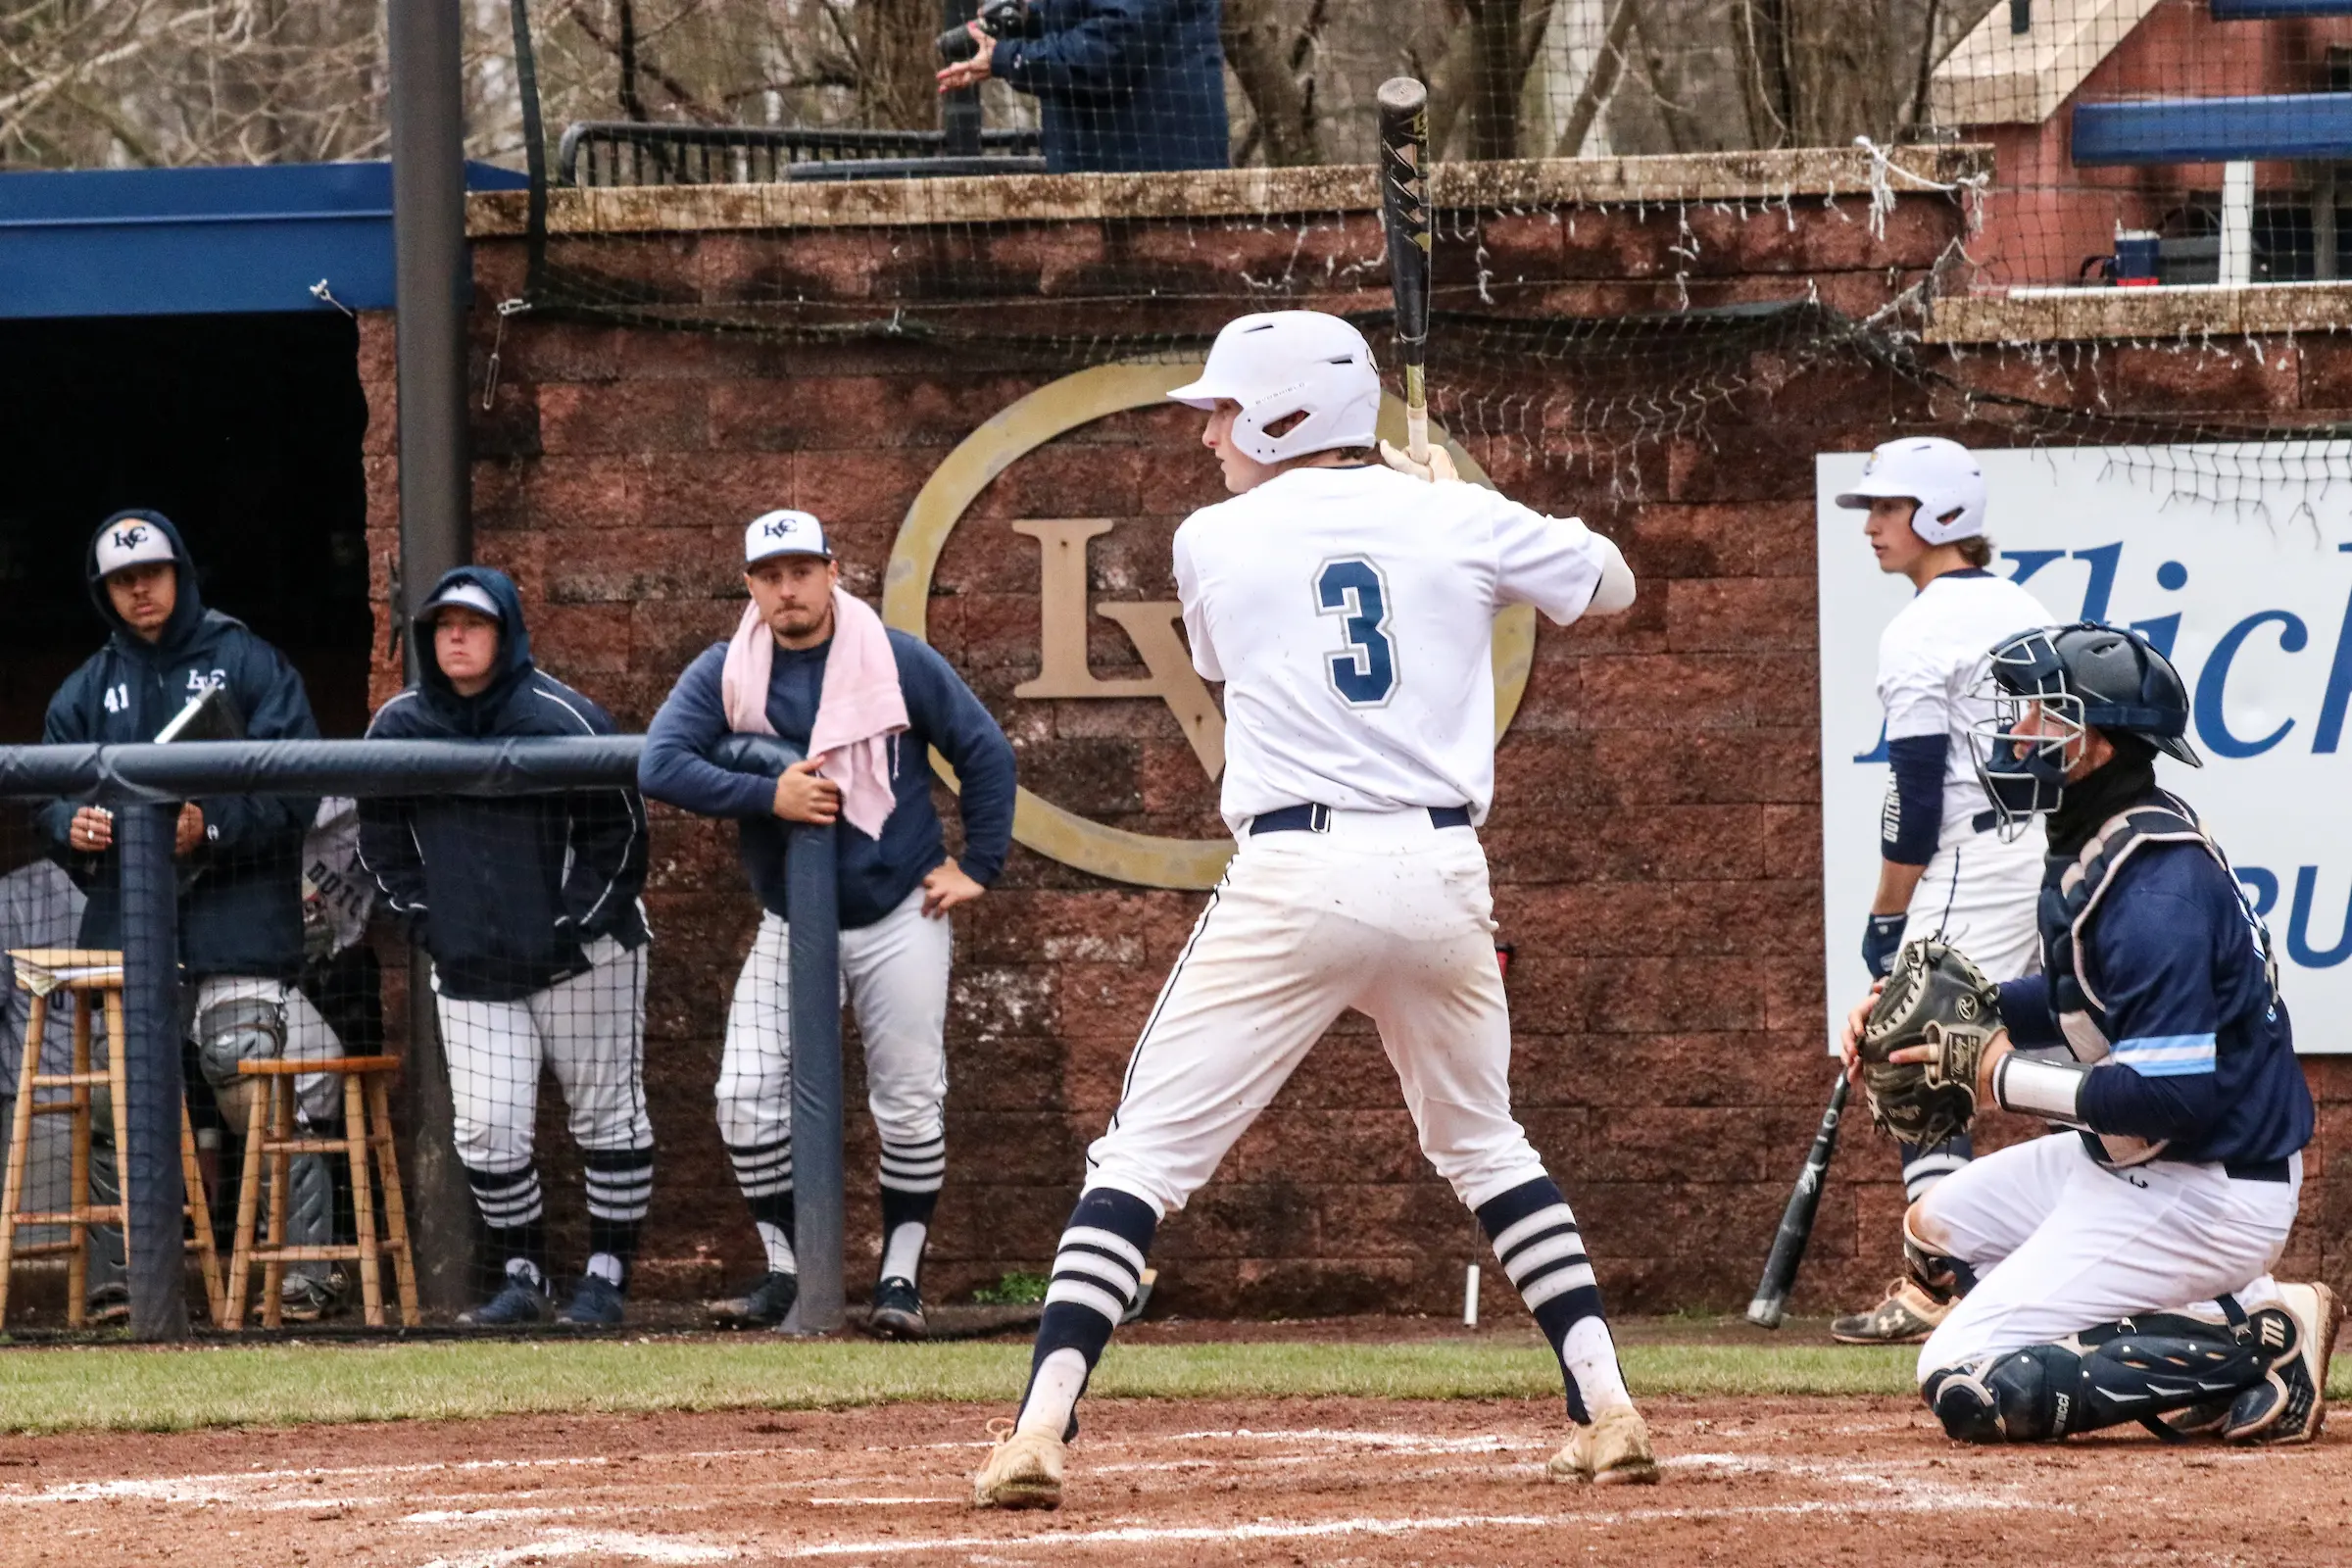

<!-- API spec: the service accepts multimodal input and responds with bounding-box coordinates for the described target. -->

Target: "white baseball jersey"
[1876,569,2050,842]
[1173,465,1609,831]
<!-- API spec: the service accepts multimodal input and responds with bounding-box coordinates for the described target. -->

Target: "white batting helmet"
[1167,311,1382,465]
[1836,436,1987,545]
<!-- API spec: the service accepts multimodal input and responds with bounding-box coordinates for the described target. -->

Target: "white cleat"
[2225,1282,2338,1446]
[1547,1403,1660,1485]
[971,1422,1066,1510]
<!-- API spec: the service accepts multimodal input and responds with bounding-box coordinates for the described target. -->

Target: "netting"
[450,0,2352,530]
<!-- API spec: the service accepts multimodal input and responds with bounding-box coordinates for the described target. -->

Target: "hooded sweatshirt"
[38,511,318,980]
[357,567,648,1004]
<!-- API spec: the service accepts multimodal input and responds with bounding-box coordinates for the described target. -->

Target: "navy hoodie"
[39,511,318,980]
[357,567,648,1003]
[638,625,1015,931]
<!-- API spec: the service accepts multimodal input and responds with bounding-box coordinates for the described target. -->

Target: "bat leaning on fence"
[1746,1073,1848,1329]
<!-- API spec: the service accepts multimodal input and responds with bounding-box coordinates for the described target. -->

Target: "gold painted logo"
[885,362,1535,891]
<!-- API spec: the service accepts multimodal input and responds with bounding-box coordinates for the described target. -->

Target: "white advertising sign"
[1817,445,2352,1054]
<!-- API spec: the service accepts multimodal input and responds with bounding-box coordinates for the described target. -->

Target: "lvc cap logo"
[112,524,148,551]
[884,363,1534,891]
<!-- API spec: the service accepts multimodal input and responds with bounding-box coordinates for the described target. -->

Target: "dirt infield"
[1,1396,2344,1567]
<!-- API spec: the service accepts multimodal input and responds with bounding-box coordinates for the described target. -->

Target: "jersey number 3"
[1315,558,1397,707]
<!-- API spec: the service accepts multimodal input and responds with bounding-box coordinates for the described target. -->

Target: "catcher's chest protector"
[2039,793,2278,1167]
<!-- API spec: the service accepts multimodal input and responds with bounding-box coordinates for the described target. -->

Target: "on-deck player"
[1830,438,2050,1346]
[971,310,1653,1510]
[1845,622,2329,1445]
[639,511,1016,1341]
[360,568,655,1327]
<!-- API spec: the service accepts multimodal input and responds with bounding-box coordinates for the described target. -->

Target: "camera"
[936,0,1033,64]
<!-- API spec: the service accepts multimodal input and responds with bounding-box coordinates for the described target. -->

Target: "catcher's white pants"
[1903,828,2044,984]
[1084,811,1546,1218]
[716,886,953,1151]
[1914,1132,2297,1381]
[194,975,343,1126]
[433,937,651,1174]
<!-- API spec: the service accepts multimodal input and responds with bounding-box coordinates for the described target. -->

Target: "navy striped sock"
[1019,1188,1157,1441]
[1476,1176,1617,1422]
[1900,1133,1973,1202]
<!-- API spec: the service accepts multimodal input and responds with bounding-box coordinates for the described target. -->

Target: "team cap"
[421,580,502,620]
[93,516,176,577]
[745,509,832,565]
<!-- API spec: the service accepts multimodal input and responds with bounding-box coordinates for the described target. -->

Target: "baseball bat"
[1745,1073,1849,1329]
[1376,75,1432,464]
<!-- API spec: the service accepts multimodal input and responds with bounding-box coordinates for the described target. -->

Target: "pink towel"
[721,588,908,840]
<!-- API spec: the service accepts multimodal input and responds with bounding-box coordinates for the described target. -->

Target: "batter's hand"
[936,23,993,91]
[1838,981,1883,1091]
[174,803,204,858]
[922,858,984,918]
[1378,439,1460,483]
[69,806,114,853]
[772,760,842,825]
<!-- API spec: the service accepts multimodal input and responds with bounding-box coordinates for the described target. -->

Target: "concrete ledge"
[1926,281,2352,343]
[466,143,1992,238]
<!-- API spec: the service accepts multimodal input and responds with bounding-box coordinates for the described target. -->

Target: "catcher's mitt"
[1859,938,2001,1149]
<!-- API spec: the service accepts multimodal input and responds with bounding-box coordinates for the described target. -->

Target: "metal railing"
[558,122,1046,188]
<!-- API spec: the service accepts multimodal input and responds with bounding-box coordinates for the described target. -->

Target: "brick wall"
[355,184,2352,1317]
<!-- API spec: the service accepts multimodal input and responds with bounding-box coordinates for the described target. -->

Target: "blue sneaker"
[558,1274,626,1327]
[458,1275,550,1327]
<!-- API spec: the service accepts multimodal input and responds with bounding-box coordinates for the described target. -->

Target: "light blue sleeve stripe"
[2112,1033,2217,1078]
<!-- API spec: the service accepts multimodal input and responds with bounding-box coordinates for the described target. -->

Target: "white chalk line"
[764,1492,2038,1560]
[415,1531,734,1568]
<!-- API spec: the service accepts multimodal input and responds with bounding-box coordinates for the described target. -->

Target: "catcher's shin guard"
[1925,1333,2269,1444]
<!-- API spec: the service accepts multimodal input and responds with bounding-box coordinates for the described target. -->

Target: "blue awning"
[2072,94,2352,166]
[0,161,529,319]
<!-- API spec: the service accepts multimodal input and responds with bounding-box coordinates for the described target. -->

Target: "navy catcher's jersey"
[2002,841,2312,1167]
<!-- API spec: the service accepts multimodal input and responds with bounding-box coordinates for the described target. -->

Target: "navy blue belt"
[1250,804,1473,835]
[2224,1157,2290,1183]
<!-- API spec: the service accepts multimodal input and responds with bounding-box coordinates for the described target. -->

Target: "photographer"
[935,0,1227,174]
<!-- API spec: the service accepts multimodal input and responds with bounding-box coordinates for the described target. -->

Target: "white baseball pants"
[433,937,652,1174]
[1904,828,2044,984]
[1085,810,1546,1218]
[716,885,953,1151]
[194,975,344,1125]
[1914,1132,2298,1380]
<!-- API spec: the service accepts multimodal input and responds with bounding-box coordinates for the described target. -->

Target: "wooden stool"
[0,949,226,1329]
[225,1054,416,1328]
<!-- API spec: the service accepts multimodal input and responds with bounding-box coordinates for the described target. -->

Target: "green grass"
[0,1339,2340,1437]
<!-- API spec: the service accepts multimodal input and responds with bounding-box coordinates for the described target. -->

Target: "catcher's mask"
[1969,622,2199,839]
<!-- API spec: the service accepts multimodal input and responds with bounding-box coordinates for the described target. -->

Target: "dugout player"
[1842,622,2329,1445]
[359,568,655,1328]
[40,511,339,1321]
[1829,438,2048,1346]
[638,512,1015,1341]
[971,311,1654,1510]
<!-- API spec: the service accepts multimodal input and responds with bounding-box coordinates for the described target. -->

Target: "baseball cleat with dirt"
[1548,1403,1660,1485]
[972,1424,1066,1510]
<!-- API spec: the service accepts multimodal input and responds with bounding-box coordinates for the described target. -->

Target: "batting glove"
[1861,912,1908,980]
[1378,439,1459,483]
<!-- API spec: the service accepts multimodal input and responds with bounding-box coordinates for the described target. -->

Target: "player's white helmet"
[1835,436,1986,545]
[1168,311,1382,465]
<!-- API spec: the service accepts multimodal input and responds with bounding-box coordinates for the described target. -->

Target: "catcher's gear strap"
[2043,793,2275,1168]
[1900,1211,1977,1304]
[1993,1053,2091,1123]
[1926,1332,2269,1444]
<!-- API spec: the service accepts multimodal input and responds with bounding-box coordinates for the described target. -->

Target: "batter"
[971,310,1654,1510]
[1832,437,2048,1345]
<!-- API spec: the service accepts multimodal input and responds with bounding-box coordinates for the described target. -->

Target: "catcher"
[1842,622,2329,1445]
